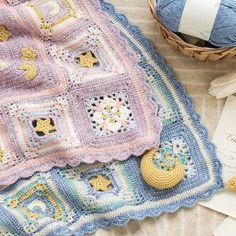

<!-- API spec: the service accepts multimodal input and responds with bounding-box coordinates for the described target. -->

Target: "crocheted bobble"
[225,176,236,191]
[0,60,8,70]
[141,149,185,189]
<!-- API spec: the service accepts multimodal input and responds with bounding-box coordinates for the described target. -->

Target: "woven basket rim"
[147,0,236,52]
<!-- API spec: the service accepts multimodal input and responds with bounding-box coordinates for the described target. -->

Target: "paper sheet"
[200,95,236,218]
[214,217,236,236]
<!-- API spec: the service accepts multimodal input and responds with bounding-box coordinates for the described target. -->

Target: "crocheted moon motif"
[141,149,185,189]
[18,63,37,80]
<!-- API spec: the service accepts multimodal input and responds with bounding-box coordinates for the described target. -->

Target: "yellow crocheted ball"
[141,149,185,189]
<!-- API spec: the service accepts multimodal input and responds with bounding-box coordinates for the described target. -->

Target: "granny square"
[70,76,149,146]
[84,91,136,137]
[46,22,128,87]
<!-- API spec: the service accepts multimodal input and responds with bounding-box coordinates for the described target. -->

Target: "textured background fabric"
[91,0,236,235]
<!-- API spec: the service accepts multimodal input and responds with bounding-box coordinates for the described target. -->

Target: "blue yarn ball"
[155,0,236,47]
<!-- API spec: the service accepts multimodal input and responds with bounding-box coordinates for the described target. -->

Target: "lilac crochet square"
[71,76,147,147]
[0,0,162,185]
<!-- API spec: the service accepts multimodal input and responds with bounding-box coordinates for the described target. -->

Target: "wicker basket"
[147,0,236,61]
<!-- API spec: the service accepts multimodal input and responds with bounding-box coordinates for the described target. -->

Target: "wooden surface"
[91,1,236,235]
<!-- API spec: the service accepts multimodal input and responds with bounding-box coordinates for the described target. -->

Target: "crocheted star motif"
[225,176,236,191]
[77,51,99,68]
[34,118,56,135]
[21,48,38,60]
[0,148,4,161]
[0,25,11,42]
[18,63,37,80]
[89,175,112,191]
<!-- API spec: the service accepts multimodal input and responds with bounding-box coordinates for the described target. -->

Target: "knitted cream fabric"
[0,0,162,185]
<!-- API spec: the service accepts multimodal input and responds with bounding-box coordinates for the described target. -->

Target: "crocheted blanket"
[0,0,162,185]
[0,0,223,235]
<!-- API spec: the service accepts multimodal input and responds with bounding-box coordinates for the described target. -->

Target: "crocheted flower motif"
[86,92,135,136]
[141,149,185,189]
[89,175,112,191]
[0,148,4,161]
[0,25,11,42]
[154,137,197,179]
[33,118,56,136]
[21,48,38,60]
[77,51,99,68]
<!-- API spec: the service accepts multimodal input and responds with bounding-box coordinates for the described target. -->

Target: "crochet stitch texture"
[0,0,223,235]
[0,0,162,185]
